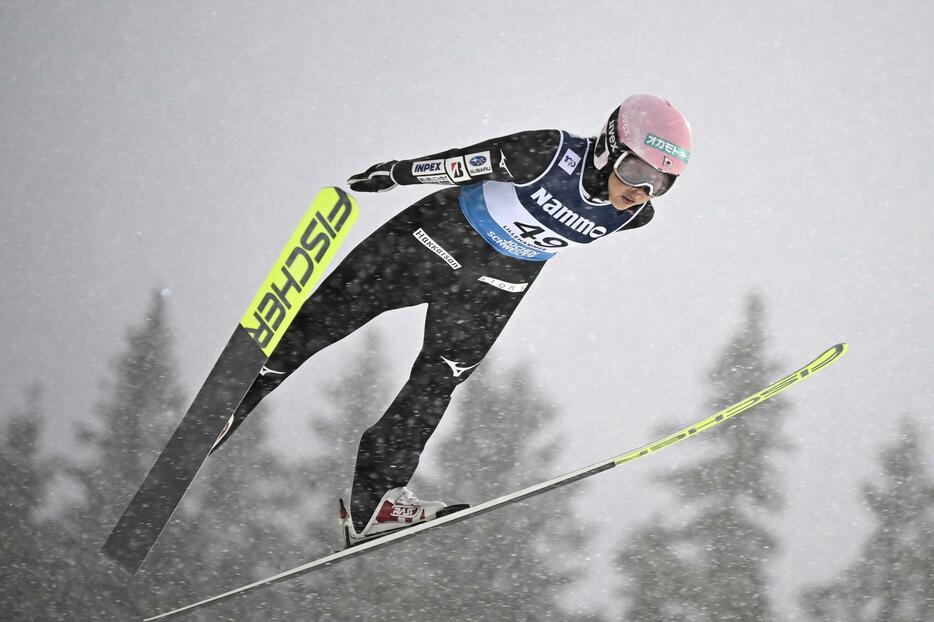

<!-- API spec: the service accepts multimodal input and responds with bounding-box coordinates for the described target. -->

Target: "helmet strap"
[583,143,612,202]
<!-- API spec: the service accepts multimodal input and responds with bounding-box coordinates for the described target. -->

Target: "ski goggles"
[612,151,677,197]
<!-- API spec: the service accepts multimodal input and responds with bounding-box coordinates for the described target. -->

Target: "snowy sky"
[2,2,932,618]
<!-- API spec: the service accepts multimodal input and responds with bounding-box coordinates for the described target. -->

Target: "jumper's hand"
[347,161,398,193]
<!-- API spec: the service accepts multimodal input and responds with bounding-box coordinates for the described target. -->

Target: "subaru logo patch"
[469,155,487,167]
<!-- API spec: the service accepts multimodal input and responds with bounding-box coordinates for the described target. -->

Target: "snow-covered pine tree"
[391,362,593,621]
[64,290,188,619]
[272,333,594,620]
[271,328,398,620]
[0,385,55,621]
[800,416,934,622]
[616,293,792,621]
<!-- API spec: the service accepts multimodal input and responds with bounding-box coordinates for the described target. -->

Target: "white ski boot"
[338,487,469,548]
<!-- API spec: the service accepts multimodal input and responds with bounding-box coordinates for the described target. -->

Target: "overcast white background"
[2,2,932,618]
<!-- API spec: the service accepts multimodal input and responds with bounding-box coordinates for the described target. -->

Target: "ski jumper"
[224,129,655,530]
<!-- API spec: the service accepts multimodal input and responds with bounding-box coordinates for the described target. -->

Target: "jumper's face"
[607,173,651,211]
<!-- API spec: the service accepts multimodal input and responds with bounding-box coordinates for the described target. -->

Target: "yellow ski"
[103,188,358,574]
[145,342,847,620]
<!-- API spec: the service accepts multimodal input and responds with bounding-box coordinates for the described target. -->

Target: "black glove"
[347,161,398,193]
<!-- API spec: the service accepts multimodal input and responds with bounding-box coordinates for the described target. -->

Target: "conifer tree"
[616,520,692,622]
[800,416,934,622]
[274,328,398,620]
[409,363,591,620]
[0,384,55,621]
[616,293,791,621]
[61,289,187,619]
[265,332,594,620]
[140,329,396,620]
[318,360,593,620]
[154,400,301,622]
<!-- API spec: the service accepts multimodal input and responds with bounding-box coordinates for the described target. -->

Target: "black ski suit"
[223,129,654,530]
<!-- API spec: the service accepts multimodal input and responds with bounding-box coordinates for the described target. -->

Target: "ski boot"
[338,487,469,548]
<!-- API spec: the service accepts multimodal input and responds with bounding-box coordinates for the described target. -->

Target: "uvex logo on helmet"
[619,107,634,143]
[607,117,620,152]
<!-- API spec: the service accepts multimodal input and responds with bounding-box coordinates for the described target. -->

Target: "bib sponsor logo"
[528,187,608,238]
[412,159,445,176]
[558,149,581,175]
[486,229,543,259]
[478,276,528,293]
[644,133,690,163]
[413,228,462,269]
[466,151,493,176]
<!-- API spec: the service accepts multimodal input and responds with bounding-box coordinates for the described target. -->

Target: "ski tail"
[102,187,359,574]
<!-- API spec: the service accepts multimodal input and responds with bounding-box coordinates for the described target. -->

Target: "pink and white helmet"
[593,94,693,176]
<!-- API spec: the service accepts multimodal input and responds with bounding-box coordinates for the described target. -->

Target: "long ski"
[102,187,359,574]
[144,342,848,621]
